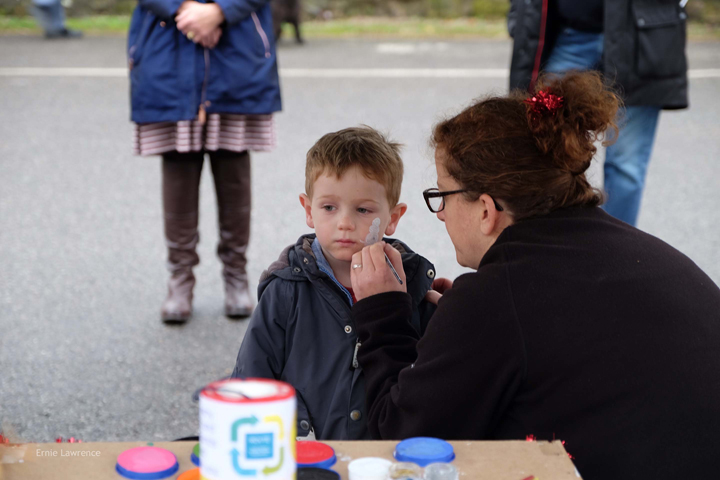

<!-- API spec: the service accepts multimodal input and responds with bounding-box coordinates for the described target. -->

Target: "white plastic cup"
[348,457,393,480]
[423,463,459,480]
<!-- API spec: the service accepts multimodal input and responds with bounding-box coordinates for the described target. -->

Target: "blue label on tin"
[246,433,274,459]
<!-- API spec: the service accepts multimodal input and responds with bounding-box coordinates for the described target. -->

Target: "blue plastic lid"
[115,460,179,480]
[393,437,455,467]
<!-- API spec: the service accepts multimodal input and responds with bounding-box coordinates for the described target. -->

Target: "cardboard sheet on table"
[1,440,580,479]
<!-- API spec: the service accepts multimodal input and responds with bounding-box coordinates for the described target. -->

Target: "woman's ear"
[478,194,501,236]
[299,194,314,229]
[384,203,408,236]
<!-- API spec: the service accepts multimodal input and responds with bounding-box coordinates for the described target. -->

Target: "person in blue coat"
[127,0,281,322]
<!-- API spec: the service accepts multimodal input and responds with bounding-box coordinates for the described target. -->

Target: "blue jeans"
[543,27,661,226]
[32,0,66,35]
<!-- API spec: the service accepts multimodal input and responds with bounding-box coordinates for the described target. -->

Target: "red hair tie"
[524,89,564,123]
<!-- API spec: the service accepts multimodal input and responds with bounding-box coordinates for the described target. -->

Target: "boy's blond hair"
[305,126,404,206]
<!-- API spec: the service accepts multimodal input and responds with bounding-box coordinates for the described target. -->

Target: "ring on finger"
[187,31,195,40]
[352,264,362,270]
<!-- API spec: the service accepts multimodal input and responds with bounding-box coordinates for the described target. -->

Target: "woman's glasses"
[423,188,504,213]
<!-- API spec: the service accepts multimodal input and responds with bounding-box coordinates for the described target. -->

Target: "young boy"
[232,126,437,440]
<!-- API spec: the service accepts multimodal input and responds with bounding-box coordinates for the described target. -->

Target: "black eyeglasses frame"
[423,188,504,213]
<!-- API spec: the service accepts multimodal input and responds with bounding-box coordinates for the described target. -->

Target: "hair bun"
[528,70,621,177]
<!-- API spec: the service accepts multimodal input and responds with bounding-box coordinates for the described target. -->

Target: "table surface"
[1,440,581,479]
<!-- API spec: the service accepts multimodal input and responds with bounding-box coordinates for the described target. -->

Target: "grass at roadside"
[1,14,719,40]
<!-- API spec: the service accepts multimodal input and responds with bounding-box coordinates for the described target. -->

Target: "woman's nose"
[436,209,446,223]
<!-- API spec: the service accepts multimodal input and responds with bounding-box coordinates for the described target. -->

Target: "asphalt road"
[1,36,719,442]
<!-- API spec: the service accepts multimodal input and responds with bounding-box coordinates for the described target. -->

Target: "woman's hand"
[424,277,453,305]
[199,26,223,48]
[176,1,225,44]
[351,242,407,301]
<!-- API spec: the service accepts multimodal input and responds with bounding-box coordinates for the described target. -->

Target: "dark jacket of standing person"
[508,0,688,109]
[128,0,281,123]
[350,72,720,480]
[232,234,436,440]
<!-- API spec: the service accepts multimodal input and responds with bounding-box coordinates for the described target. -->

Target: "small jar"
[388,461,424,479]
[348,457,393,480]
[423,463,459,480]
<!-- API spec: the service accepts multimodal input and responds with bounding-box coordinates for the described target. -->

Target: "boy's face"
[299,165,407,265]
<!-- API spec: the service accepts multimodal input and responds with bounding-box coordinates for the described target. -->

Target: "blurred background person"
[31,0,82,38]
[128,0,281,323]
[508,0,688,226]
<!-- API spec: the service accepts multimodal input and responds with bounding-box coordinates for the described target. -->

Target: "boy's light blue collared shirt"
[312,238,354,306]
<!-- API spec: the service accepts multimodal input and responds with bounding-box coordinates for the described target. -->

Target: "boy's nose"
[338,214,355,230]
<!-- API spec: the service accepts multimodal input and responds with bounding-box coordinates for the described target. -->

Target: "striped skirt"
[133,113,276,156]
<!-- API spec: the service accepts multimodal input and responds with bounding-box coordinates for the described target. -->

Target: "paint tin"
[115,446,179,479]
[297,467,341,479]
[424,463,459,480]
[177,468,201,480]
[393,437,455,467]
[347,457,393,480]
[190,443,200,466]
[388,461,423,479]
[199,378,297,480]
[297,440,336,469]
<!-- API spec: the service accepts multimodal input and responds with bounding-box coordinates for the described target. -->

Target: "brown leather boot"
[211,150,254,318]
[161,152,203,323]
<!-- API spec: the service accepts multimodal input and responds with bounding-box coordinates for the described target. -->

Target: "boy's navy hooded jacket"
[232,234,437,440]
[127,0,281,123]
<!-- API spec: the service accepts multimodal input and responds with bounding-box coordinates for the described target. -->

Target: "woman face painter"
[349,71,720,480]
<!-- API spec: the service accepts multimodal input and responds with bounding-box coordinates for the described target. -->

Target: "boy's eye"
[357,208,370,214]
[322,205,335,212]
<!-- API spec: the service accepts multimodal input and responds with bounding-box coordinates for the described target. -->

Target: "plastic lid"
[116,447,179,479]
[297,467,341,479]
[190,443,200,466]
[348,457,393,480]
[297,441,337,469]
[177,468,200,480]
[393,437,455,467]
[201,378,295,404]
[424,463,459,480]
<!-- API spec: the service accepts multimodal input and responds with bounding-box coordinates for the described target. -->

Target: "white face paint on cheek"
[365,217,381,244]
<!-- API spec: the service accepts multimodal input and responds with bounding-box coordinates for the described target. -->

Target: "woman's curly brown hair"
[432,70,621,221]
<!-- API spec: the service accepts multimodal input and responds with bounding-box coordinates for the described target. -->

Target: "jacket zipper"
[251,12,272,58]
[529,0,549,92]
[198,48,210,124]
[352,340,361,369]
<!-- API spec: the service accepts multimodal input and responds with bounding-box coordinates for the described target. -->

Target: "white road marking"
[0,67,718,79]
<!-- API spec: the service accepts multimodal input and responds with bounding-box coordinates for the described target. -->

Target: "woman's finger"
[361,245,376,274]
[431,277,453,294]
[350,251,363,290]
[424,289,442,305]
[382,242,407,284]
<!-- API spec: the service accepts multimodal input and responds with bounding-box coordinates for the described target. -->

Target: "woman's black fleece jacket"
[353,206,720,480]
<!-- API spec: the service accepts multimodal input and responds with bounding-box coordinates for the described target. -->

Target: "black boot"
[211,150,254,318]
[160,152,204,323]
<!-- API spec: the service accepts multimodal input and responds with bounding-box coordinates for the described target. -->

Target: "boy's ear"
[299,193,314,229]
[384,203,408,236]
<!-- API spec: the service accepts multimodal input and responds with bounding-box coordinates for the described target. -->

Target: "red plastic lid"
[200,378,295,404]
[297,441,336,468]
